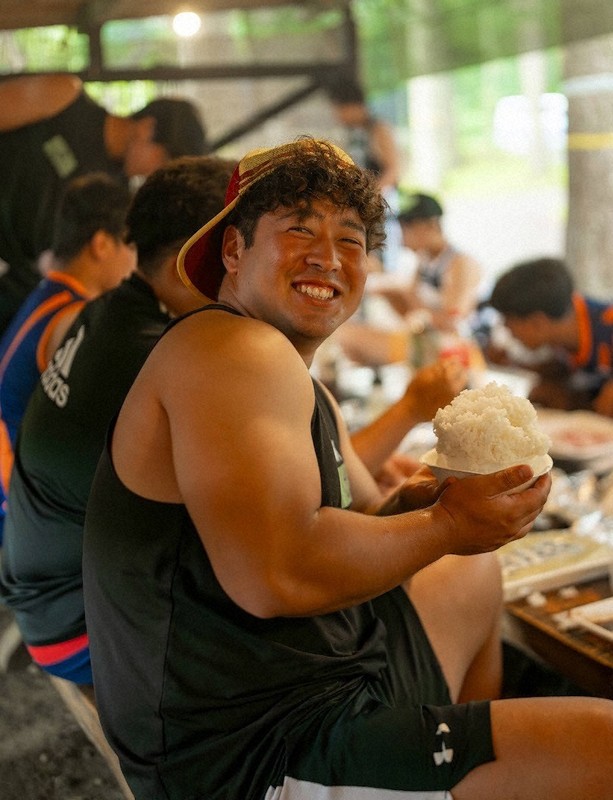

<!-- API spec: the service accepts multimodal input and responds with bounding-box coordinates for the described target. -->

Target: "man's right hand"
[433,466,551,555]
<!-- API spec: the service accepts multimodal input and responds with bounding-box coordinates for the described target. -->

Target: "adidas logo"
[40,325,85,408]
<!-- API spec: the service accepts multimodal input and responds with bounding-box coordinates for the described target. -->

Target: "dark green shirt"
[83,307,387,799]
[0,274,170,646]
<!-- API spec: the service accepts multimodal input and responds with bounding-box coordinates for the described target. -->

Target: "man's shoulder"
[0,278,76,361]
[157,308,307,384]
[448,247,480,269]
[80,275,165,326]
[207,310,298,358]
[0,74,83,134]
[166,306,284,347]
[48,277,168,372]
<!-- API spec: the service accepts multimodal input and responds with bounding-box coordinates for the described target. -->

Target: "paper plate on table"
[537,410,613,466]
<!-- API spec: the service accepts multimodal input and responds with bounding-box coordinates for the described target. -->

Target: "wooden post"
[48,675,134,800]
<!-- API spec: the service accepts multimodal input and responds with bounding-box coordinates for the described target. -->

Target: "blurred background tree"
[1,1,611,295]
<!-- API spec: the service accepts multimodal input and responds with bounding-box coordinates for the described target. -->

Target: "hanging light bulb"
[173,11,202,37]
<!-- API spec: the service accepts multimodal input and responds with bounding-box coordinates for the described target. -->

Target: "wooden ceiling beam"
[0,0,347,32]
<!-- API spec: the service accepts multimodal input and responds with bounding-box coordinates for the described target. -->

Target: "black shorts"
[267,587,494,799]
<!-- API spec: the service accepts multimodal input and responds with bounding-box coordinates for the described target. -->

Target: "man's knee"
[408,553,504,702]
[410,552,502,618]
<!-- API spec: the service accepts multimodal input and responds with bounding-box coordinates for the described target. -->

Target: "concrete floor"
[0,606,125,800]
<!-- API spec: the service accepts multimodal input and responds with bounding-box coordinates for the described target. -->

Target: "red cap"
[177,139,354,301]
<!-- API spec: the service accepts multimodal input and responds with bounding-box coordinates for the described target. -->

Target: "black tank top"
[83,304,387,799]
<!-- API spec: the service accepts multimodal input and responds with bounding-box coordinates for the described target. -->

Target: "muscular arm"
[0,74,82,132]
[334,321,410,366]
[324,383,453,518]
[114,311,550,620]
[350,359,466,476]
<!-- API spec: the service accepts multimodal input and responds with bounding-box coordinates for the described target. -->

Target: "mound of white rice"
[433,381,551,473]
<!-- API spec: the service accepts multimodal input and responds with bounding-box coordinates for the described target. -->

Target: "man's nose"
[305,236,341,271]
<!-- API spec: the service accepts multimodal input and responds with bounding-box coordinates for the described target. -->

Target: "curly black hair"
[126,155,236,275]
[228,138,387,254]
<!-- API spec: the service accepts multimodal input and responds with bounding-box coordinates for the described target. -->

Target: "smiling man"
[82,138,612,800]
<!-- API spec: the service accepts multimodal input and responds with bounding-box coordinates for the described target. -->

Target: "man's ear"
[89,229,114,260]
[221,225,244,276]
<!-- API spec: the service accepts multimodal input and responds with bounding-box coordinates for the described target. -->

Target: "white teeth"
[297,284,334,300]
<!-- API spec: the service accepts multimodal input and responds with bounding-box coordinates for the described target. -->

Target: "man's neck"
[59,259,103,298]
[103,114,129,161]
[424,234,447,260]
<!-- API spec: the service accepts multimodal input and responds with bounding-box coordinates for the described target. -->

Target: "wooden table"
[504,577,613,698]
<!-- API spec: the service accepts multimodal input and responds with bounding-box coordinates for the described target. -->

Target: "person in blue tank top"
[488,256,613,417]
[0,172,135,544]
[81,137,612,800]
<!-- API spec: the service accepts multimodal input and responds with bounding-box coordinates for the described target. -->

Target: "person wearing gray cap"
[0,73,208,337]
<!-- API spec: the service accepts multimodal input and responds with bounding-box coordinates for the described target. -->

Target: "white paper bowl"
[420,449,553,494]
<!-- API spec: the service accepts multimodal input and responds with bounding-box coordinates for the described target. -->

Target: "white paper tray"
[570,597,613,643]
[498,529,613,602]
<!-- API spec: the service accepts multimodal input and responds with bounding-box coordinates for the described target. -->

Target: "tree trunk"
[564,32,613,299]
[407,72,457,191]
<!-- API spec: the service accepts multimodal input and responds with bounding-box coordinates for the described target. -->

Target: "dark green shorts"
[270,587,494,799]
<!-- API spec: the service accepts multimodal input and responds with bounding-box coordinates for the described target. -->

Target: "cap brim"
[177,195,239,302]
[177,138,356,302]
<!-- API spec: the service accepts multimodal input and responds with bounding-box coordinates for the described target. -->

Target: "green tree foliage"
[354,0,560,94]
[0,26,88,73]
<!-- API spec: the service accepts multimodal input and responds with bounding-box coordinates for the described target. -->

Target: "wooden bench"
[48,674,134,799]
[0,615,22,673]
